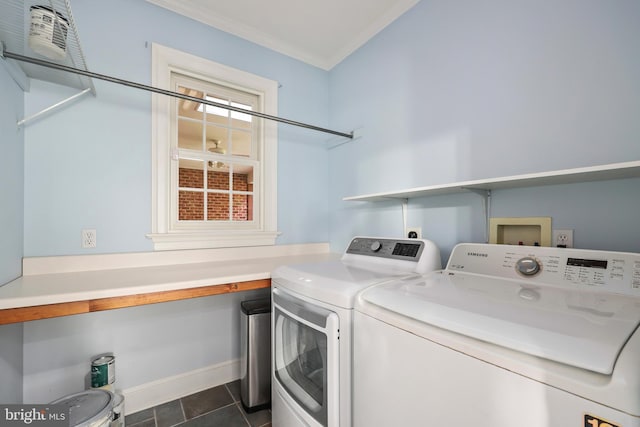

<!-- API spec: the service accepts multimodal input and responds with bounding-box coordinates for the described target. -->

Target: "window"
[173,76,257,224]
[148,44,278,250]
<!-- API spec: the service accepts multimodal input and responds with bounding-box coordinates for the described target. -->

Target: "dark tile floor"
[124,380,271,427]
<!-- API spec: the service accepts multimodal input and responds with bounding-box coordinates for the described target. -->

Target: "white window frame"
[148,43,278,250]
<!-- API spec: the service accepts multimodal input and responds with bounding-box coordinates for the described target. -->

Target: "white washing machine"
[271,236,441,427]
[353,243,640,427]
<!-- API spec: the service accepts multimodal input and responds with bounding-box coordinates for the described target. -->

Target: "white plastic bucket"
[28,5,69,60]
[110,393,125,427]
[50,390,113,427]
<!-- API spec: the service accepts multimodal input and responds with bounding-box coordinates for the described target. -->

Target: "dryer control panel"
[343,237,442,274]
[346,237,424,260]
[447,243,640,295]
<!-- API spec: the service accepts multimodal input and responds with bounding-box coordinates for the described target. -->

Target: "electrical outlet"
[552,229,573,248]
[406,227,422,239]
[82,229,97,248]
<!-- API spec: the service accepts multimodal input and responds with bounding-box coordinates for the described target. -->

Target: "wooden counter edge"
[0,279,271,325]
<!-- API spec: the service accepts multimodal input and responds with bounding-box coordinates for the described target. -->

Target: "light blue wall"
[328,0,640,262]
[22,288,269,404]
[0,58,24,285]
[0,323,23,404]
[0,60,25,402]
[19,0,330,403]
[23,0,330,256]
[9,0,640,404]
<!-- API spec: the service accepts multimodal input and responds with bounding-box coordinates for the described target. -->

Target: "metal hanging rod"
[3,49,354,139]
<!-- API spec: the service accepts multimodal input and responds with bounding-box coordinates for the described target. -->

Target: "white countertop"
[0,244,337,310]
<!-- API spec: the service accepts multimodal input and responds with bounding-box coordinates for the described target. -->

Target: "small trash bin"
[240,297,272,412]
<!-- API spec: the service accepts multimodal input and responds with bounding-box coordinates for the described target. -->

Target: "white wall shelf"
[343,160,640,202]
[0,0,95,124]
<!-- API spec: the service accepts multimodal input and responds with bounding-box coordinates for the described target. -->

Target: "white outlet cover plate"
[552,229,573,248]
[82,229,97,248]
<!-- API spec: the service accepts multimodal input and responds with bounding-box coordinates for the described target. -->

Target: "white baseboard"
[121,359,240,415]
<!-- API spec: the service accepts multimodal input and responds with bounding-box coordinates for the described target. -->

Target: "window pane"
[177,86,204,120]
[233,166,253,222]
[233,193,251,221]
[231,129,252,157]
[203,95,230,126]
[207,193,229,221]
[205,125,227,155]
[178,118,203,150]
[179,191,204,220]
[208,168,230,191]
[230,101,252,130]
[232,167,252,191]
[179,159,204,189]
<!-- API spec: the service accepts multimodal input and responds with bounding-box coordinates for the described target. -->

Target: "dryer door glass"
[273,290,339,426]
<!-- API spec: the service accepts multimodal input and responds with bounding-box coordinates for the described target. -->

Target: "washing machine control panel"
[447,243,640,296]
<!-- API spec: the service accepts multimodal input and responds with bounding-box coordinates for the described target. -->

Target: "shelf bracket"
[17,87,93,127]
[327,128,363,149]
[401,198,409,237]
[463,188,492,243]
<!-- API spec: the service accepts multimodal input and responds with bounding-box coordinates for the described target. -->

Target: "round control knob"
[370,241,382,252]
[516,257,541,276]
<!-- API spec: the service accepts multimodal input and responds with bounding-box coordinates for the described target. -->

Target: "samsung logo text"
[467,252,488,258]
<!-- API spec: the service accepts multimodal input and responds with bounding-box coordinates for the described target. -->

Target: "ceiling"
[146,0,420,70]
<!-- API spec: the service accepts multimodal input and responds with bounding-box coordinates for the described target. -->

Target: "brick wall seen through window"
[178,168,252,221]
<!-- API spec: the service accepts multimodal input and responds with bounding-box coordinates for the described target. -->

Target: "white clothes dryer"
[353,243,640,427]
[271,237,441,427]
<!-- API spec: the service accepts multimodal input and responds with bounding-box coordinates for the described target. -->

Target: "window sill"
[146,230,280,251]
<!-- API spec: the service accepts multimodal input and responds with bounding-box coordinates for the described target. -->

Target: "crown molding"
[146,0,419,70]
